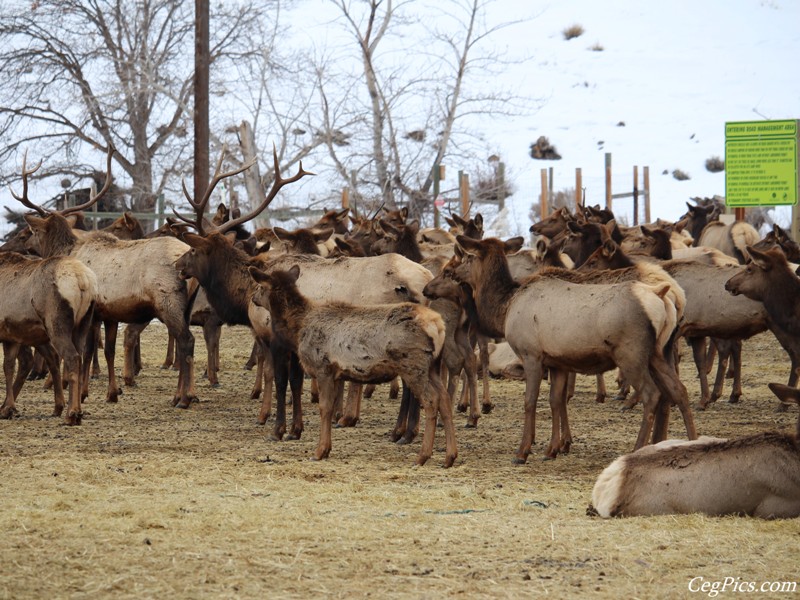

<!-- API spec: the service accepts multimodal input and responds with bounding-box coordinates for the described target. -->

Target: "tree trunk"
[237,120,269,228]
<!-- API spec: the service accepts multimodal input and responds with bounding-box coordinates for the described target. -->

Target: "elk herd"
[1,150,799,519]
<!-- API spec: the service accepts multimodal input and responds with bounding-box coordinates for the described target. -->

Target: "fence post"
[575,168,582,211]
[459,170,470,217]
[633,165,639,226]
[644,166,651,223]
[497,162,505,212]
[540,168,548,220]
[605,152,612,211]
[433,164,441,228]
[157,194,165,229]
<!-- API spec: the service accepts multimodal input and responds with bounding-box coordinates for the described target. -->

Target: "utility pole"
[194,0,210,203]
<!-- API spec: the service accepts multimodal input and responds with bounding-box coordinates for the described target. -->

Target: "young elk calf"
[248,265,458,467]
[591,383,800,519]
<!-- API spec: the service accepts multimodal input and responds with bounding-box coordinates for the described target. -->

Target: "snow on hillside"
[481,0,800,237]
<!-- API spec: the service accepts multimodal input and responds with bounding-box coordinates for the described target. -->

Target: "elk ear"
[272,227,292,243]
[474,213,483,228]
[567,220,582,235]
[313,227,334,243]
[378,219,399,238]
[181,232,209,249]
[399,207,409,221]
[767,382,800,408]
[444,216,457,228]
[747,246,773,270]
[407,220,420,236]
[287,264,301,282]
[453,243,465,259]
[248,265,270,284]
[24,214,46,231]
[504,236,524,254]
[601,239,617,258]
[123,212,136,230]
[455,234,481,256]
[336,208,349,220]
[535,238,547,257]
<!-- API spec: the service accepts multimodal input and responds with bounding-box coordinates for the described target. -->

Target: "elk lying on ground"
[439,236,696,462]
[591,382,800,519]
[0,251,96,424]
[248,264,458,467]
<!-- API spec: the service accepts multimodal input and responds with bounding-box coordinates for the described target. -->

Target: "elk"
[682,202,760,263]
[440,236,696,462]
[19,148,250,409]
[591,382,800,519]
[248,264,458,467]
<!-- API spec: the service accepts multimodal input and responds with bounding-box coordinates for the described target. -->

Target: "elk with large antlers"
[20,147,251,409]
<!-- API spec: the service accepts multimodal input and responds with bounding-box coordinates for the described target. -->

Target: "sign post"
[725,119,799,230]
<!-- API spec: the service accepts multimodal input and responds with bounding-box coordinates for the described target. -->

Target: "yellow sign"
[725,119,798,207]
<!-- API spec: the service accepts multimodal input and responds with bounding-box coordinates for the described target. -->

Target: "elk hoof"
[65,412,82,426]
[481,403,494,414]
[174,397,193,409]
[106,393,119,404]
[464,420,478,429]
[336,416,358,428]
[512,456,528,465]
[456,403,467,413]
[728,394,741,404]
[210,382,221,389]
[0,406,17,419]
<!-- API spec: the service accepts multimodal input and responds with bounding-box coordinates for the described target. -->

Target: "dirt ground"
[1,325,798,599]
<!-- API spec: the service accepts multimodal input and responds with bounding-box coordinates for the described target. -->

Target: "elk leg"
[27,348,47,381]
[286,352,304,440]
[162,333,176,369]
[123,323,148,387]
[461,336,480,427]
[1,343,21,418]
[91,325,101,379]
[545,369,571,458]
[203,319,222,387]
[269,343,290,441]
[170,323,196,409]
[432,369,458,468]
[516,358,544,464]
[709,340,730,405]
[243,340,258,371]
[11,345,34,403]
[690,337,712,409]
[258,345,274,425]
[313,375,337,460]
[388,377,400,400]
[337,382,362,427]
[400,384,420,445]
[413,381,438,467]
[728,340,742,404]
[596,372,608,403]
[48,337,83,426]
[477,335,493,414]
[250,338,265,400]
[647,355,697,446]
[35,344,68,422]
[103,321,122,403]
[390,383,411,442]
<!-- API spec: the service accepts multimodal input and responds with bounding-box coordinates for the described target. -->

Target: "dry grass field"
[1,325,798,599]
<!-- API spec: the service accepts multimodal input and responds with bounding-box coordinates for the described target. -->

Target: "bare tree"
[310,0,528,221]
[0,0,269,225]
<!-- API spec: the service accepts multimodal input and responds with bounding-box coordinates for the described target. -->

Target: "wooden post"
[459,171,470,217]
[735,207,746,222]
[540,168,548,220]
[157,194,165,229]
[497,162,506,211]
[793,204,799,241]
[575,168,582,211]
[194,0,210,205]
[633,165,639,226]
[341,187,349,210]
[433,164,441,228]
[644,166,651,223]
[548,166,554,208]
[605,152,612,211]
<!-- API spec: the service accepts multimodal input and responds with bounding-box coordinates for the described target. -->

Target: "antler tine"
[217,143,314,235]
[181,145,257,235]
[9,150,47,216]
[62,146,115,216]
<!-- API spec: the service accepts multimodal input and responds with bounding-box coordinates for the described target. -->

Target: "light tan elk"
[442,236,696,462]
[591,383,800,519]
[248,264,458,467]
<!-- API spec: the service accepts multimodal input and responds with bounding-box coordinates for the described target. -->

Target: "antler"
[175,145,257,235]
[215,144,314,235]
[9,150,46,216]
[62,146,116,216]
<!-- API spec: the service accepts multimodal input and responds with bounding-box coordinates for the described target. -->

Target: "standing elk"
[248,264,458,467]
[591,382,800,519]
[18,148,250,409]
[436,236,696,462]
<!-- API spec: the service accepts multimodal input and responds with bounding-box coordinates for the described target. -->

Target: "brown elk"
[591,383,800,519]
[20,148,250,409]
[248,264,458,467]
[441,236,696,462]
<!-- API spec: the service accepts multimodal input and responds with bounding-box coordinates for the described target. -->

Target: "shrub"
[672,169,691,181]
[562,24,584,40]
[529,136,562,160]
[705,156,725,173]
[589,42,604,51]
